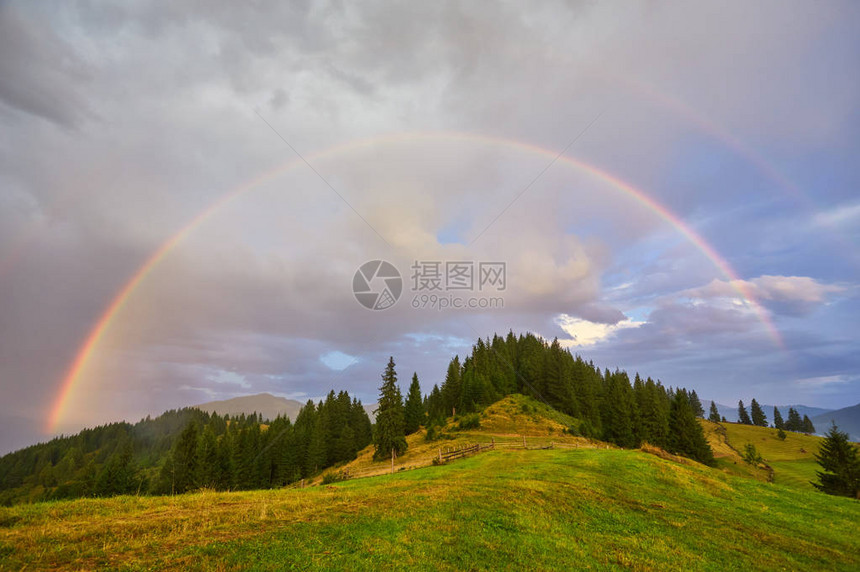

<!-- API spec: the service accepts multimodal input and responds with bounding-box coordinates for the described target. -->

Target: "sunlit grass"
[1,447,857,571]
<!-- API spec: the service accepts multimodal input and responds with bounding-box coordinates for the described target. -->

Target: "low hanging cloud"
[683,275,846,316]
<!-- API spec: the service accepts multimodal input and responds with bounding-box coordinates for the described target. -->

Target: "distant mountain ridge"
[194,393,304,421]
[811,403,860,442]
[194,393,377,422]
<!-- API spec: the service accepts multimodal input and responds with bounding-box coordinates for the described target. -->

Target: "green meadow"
[1,446,857,571]
[720,422,824,489]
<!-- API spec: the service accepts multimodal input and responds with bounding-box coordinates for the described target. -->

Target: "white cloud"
[812,202,860,229]
[683,275,845,316]
[794,375,851,388]
[554,313,645,347]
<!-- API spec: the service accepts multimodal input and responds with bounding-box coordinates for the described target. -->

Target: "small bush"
[742,443,763,466]
[425,425,455,442]
[577,420,597,439]
[776,428,787,441]
[457,413,481,430]
[321,472,346,485]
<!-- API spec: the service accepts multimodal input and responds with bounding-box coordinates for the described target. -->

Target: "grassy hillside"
[719,422,823,490]
[317,395,591,483]
[700,420,772,482]
[1,447,857,571]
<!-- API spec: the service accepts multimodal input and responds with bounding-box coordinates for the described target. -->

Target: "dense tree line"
[0,392,371,505]
[735,402,815,433]
[421,333,715,465]
[152,390,372,495]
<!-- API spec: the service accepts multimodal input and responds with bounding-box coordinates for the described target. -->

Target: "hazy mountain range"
[194,393,377,422]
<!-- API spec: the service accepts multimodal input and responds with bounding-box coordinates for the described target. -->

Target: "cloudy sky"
[1,0,859,453]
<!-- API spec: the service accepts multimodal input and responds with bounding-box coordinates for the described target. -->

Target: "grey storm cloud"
[1,0,858,453]
[0,6,91,127]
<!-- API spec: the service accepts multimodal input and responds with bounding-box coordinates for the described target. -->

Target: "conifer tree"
[802,415,816,434]
[708,401,721,423]
[689,390,705,418]
[169,421,199,494]
[404,373,425,434]
[196,424,220,489]
[813,424,860,498]
[669,389,715,466]
[786,407,802,431]
[773,406,785,430]
[750,399,768,427]
[441,357,462,417]
[373,357,407,461]
[737,400,752,425]
[94,439,137,496]
[305,405,327,475]
[601,371,637,448]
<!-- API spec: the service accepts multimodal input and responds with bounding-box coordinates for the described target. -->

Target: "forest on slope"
[3,331,720,505]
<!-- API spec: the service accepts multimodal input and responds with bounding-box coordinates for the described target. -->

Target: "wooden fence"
[313,436,609,486]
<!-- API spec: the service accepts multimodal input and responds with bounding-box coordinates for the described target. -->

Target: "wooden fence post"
[391,447,395,474]
[522,435,526,448]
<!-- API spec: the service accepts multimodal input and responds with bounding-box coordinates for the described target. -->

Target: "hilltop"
[317,395,593,482]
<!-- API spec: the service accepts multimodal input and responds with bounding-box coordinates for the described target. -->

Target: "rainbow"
[47,131,783,431]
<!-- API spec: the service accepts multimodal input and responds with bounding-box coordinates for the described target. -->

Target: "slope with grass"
[719,422,824,490]
[318,395,591,482]
[1,446,858,570]
[700,419,772,482]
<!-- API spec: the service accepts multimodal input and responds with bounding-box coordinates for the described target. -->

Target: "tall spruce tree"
[169,421,199,494]
[689,390,705,418]
[196,424,220,489]
[708,401,721,423]
[802,415,816,434]
[813,423,860,498]
[373,357,407,461]
[738,400,752,425]
[773,407,785,430]
[441,357,462,417]
[668,389,715,466]
[786,407,802,431]
[404,373,425,434]
[750,399,768,427]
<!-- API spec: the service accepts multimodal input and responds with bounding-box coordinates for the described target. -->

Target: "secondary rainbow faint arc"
[47,131,783,432]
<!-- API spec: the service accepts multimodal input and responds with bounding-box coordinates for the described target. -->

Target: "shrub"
[457,413,481,430]
[321,472,346,485]
[743,443,763,466]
